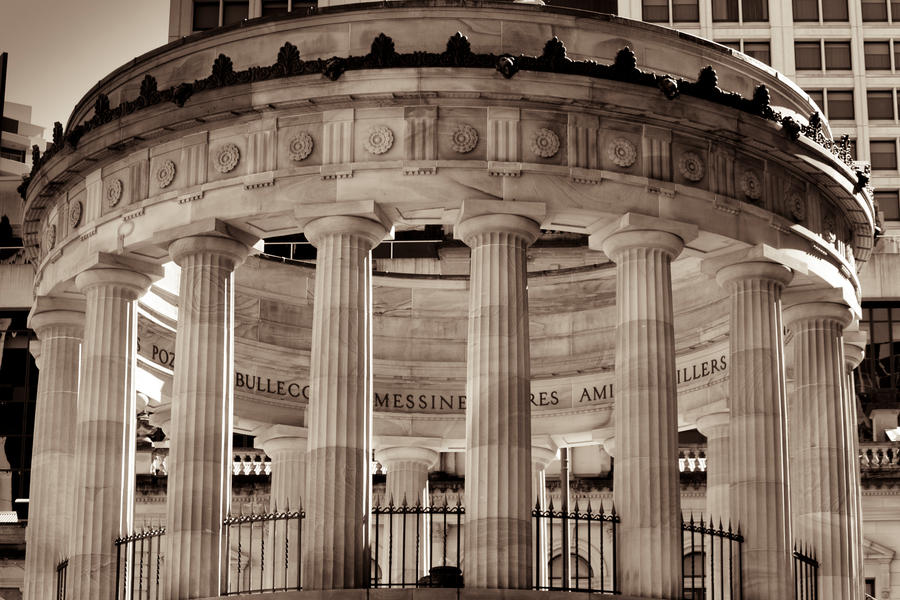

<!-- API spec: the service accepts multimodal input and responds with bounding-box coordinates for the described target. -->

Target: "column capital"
[73,253,163,299]
[843,330,867,370]
[296,200,392,249]
[454,200,544,248]
[532,445,557,469]
[153,218,258,263]
[714,260,793,290]
[783,300,853,329]
[376,445,439,469]
[695,411,730,438]
[253,424,309,457]
[588,213,698,260]
[27,296,86,334]
[168,234,254,268]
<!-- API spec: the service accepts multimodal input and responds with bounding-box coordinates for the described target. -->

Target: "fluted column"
[715,259,793,600]
[376,445,439,584]
[255,424,309,589]
[457,212,540,589]
[532,444,556,589]
[24,299,84,600]
[591,215,694,599]
[696,411,732,600]
[164,234,251,599]
[784,301,855,600]
[69,263,156,600]
[303,215,387,589]
[843,331,866,600]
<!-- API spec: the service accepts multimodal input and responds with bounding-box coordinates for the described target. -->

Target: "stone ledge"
[197,589,647,600]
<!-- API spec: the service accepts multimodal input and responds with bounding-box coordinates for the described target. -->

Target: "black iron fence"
[56,558,68,600]
[532,501,619,594]
[371,498,464,588]
[221,505,305,595]
[114,527,165,600]
[793,544,819,600]
[681,515,744,600]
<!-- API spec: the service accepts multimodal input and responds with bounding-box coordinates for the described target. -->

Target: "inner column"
[376,445,439,585]
[590,214,694,599]
[784,300,856,600]
[164,234,252,599]
[302,215,387,589]
[457,212,540,589]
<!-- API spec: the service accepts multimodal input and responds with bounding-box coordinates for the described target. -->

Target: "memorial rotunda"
[16,2,878,600]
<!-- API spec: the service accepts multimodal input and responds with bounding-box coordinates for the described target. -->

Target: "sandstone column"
[69,259,159,600]
[843,331,866,600]
[457,210,540,589]
[24,298,84,600]
[164,234,252,599]
[589,214,696,599]
[255,424,309,589]
[784,301,856,600]
[376,445,439,584]
[714,258,793,600]
[302,214,387,589]
[532,443,557,589]
[696,410,732,600]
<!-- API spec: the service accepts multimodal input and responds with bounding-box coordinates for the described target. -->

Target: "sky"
[1,0,170,135]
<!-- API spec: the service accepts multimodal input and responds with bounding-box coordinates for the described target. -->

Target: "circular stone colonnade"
[20,3,875,600]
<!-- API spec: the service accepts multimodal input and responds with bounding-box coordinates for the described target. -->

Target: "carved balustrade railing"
[860,442,900,470]
[232,447,271,477]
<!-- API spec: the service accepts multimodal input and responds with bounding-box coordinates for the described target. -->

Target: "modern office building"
[5,0,900,600]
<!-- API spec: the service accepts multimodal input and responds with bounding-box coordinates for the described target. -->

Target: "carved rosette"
[740,170,762,201]
[214,143,241,173]
[530,128,560,158]
[450,123,479,154]
[289,132,314,161]
[678,151,705,182]
[156,159,176,188]
[363,125,394,155]
[70,200,83,228]
[106,178,123,207]
[608,137,637,168]
[788,192,807,222]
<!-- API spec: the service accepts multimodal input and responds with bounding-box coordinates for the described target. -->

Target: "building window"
[643,0,669,21]
[827,90,855,119]
[672,0,699,21]
[865,42,893,70]
[192,0,219,30]
[796,41,823,69]
[713,0,739,21]
[862,0,889,19]
[867,578,877,598]
[868,90,896,119]
[871,139,898,170]
[0,147,27,163]
[0,117,18,135]
[742,0,768,20]
[807,89,825,109]
[743,41,771,64]
[875,190,900,220]
[859,303,900,403]
[822,0,849,20]
[260,0,289,16]
[222,0,248,25]
[550,0,618,12]
[793,0,819,20]
[825,41,852,69]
